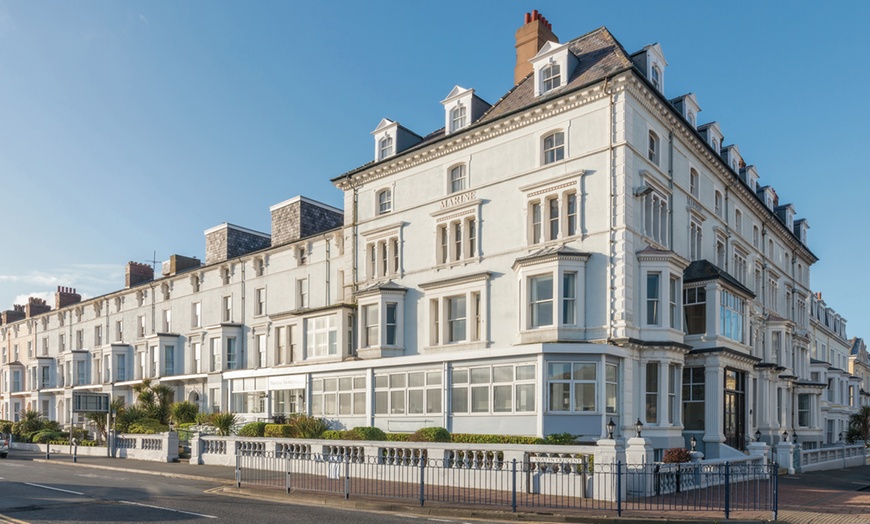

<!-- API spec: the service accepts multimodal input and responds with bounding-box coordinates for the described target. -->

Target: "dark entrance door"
[723,369,746,450]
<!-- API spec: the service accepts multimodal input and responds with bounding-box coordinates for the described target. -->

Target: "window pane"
[549,382,570,411]
[573,363,596,381]
[408,372,424,387]
[471,386,489,412]
[408,390,424,414]
[470,367,490,384]
[427,371,442,385]
[493,385,512,412]
[493,366,513,383]
[516,383,535,412]
[451,387,467,413]
[390,373,406,388]
[390,390,405,414]
[549,363,571,380]
[353,392,366,414]
[574,383,596,412]
[452,369,468,384]
[426,389,442,413]
[375,391,388,414]
[516,364,535,381]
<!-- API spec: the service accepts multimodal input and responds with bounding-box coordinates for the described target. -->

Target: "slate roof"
[683,260,755,298]
[334,27,633,182]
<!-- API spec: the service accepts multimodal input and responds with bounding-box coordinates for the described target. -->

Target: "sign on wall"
[72,392,110,413]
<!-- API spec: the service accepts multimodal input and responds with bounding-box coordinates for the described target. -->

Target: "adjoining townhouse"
[1,13,868,461]
[849,337,870,408]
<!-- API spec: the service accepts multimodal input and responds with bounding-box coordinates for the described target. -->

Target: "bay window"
[548,362,597,412]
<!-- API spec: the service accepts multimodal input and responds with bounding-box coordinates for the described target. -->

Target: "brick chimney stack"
[25,297,51,318]
[515,10,559,85]
[55,286,82,309]
[126,262,154,288]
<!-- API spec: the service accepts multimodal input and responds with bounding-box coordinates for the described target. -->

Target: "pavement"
[8,449,870,524]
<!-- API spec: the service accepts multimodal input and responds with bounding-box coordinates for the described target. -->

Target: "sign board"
[72,392,110,413]
[267,374,306,390]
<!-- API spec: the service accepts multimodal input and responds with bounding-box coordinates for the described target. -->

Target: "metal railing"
[235,450,778,520]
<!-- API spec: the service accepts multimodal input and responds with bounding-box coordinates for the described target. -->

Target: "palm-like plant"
[132,379,174,425]
[846,405,870,446]
[169,401,199,425]
[210,412,238,436]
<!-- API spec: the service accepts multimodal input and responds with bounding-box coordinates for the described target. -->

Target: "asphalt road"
[0,454,490,524]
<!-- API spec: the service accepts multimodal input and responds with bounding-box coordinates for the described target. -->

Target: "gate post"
[724,461,730,520]
[419,457,425,507]
[511,459,517,512]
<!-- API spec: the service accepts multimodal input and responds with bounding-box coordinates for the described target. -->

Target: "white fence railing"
[799,444,865,472]
[11,432,179,463]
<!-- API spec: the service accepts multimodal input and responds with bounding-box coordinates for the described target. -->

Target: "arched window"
[449,164,467,193]
[689,168,699,197]
[688,112,696,127]
[648,131,660,165]
[377,189,392,215]
[378,136,393,160]
[651,65,661,90]
[541,63,561,93]
[449,105,467,132]
[542,131,565,165]
[714,191,723,217]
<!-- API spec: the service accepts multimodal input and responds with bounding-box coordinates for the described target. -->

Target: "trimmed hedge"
[352,426,387,441]
[409,427,450,442]
[451,433,539,445]
[264,424,295,438]
[386,433,411,442]
[238,421,268,438]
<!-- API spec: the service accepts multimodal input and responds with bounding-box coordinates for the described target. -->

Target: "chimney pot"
[514,9,559,85]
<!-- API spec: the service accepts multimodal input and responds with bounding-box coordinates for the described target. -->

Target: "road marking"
[0,511,30,524]
[119,501,217,519]
[24,483,84,496]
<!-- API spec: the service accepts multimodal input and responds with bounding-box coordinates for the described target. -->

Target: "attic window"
[688,112,696,127]
[378,136,394,160]
[449,105,467,133]
[651,65,661,90]
[541,63,561,93]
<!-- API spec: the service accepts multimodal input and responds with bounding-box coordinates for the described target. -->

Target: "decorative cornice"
[419,271,493,291]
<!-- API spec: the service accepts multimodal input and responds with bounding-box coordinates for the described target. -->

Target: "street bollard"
[46,444,50,460]
[72,438,78,463]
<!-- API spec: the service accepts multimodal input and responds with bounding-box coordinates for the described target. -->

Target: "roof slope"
[335,26,633,181]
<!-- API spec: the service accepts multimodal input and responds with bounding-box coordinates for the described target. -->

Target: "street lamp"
[755,429,761,442]
[635,418,643,438]
[690,435,697,451]
[782,431,788,443]
[838,432,843,442]
[607,418,616,439]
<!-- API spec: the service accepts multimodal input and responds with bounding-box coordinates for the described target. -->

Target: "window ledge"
[519,327,585,345]
[357,346,404,359]
[424,341,488,353]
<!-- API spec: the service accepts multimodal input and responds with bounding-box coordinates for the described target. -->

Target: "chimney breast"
[514,10,558,85]
[126,262,154,288]
[55,286,82,309]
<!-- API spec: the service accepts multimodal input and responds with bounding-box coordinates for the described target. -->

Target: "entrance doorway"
[724,369,746,450]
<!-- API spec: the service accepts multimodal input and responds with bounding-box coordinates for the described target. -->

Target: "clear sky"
[1,1,868,339]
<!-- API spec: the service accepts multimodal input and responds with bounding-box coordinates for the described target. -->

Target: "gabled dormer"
[721,144,743,174]
[775,203,795,232]
[741,165,759,192]
[671,92,701,128]
[440,86,492,134]
[530,40,577,97]
[794,218,809,245]
[757,185,777,211]
[697,122,724,155]
[371,118,423,162]
[631,43,668,93]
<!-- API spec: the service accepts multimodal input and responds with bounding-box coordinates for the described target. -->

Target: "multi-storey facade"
[1,14,867,459]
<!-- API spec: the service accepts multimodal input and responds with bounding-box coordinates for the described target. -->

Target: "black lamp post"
[782,431,788,443]
[690,435,697,451]
[755,429,761,442]
[607,418,616,439]
[838,432,843,442]
[635,418,643,438]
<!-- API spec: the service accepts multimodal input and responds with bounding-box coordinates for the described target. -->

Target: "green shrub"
[238,421,267,438]
[288,415,330,439]
[170,401,200,425]
[31,430,63,443]
[128,418,169,435]
[264,424,295,438]
[540,432,579,445]
[450,433,539,445]
[409,427,451,442]
[322,430,346,440]
[0,420,12,434]
[662,448,692,463]
[386,433,411,442]
[351,426,387,441]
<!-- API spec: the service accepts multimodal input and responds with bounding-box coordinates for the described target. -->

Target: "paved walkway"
[11,450,870,523]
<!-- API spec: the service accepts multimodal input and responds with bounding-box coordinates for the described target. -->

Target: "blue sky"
[1,1,868,339]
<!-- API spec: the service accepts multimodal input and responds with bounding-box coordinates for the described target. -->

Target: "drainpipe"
[667,131,674,250]
[606,76,616,342]
[352,182,360,294]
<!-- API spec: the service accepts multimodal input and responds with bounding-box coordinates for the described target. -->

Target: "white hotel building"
[1,13,866,459]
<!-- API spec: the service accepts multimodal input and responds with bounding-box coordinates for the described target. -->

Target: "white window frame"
[542,131,565,165]
[449,163,467,193]
[376,188,392,215]
[421,273,489,350]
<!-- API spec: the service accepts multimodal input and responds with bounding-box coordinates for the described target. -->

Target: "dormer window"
[651,65,661,90]
[449,105,467,133]
[449,164,467,193]
[542,131,565,165]
[378,136,393,160]
[688,112,696,127]
[377,189,392,215]
[541,62,561,93]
